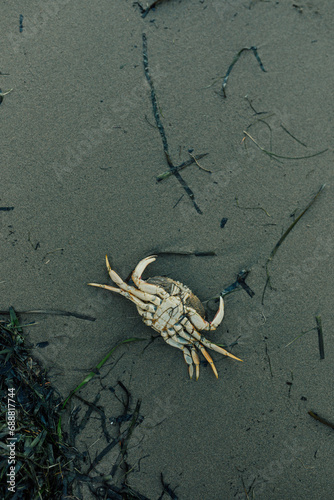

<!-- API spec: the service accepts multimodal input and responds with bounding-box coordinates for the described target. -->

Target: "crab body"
[89,255,241,380]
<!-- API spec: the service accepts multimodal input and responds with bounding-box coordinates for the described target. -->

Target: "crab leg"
[131,255,168,298]
[194,343,219,379]
[163,337,195,379]
[171,324,219,379]
[190,347,200,380]
[165,327,202,380]
[89,254,240,380]
[165,327,191,345]
[180,317,242,362]
[88,283,157,313]
[202,339,242,361]
[184,296,224,331]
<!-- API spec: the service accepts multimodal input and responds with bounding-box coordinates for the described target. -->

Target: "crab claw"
[185,296,224,331]
[210,296,224,328]
[131,255,168,298]
[132,255,157,280]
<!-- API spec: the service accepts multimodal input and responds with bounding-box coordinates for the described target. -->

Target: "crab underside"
[89,255,242,380]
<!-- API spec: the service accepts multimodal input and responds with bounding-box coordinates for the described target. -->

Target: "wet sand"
[1,1,333,498]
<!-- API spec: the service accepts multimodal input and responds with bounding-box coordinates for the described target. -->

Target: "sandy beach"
[1,1,333,498]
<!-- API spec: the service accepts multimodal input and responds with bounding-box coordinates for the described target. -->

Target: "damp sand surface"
[1,1,334,498]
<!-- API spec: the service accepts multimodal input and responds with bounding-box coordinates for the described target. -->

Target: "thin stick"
[280,124,307,148]
[262,184,325,304]
[0,88,13,97]
[235,196,271,217]
[284,328,315,348]
[308,411,334,430]
[243,130,327,160]
[188,152,212,173]
[156,153,208,182]
[315,315,324,360]
[0,309,96,322]
[153,250,216,256]
[204,269,254,308]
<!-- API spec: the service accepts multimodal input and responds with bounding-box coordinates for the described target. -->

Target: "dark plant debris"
[153,249,216,257]
[156,153,209,182]
[315,315,325,360]
[220,269,254,299]
[0,309,96,322]
[280,123,308,148]
[308,411,334,430]
[235,196,270,217]
[221,46,266,98]
[220,217,228,228]
[236,270,255,298]
[143,32,204,214]
[0,309,174,499]
[0,308,73,499]
[262,184,325,304]
[205,269,254,313]
[243,130,328,161]
[19,14,24,33]
[135,0,170,18]
[158,472,178,500]
[57,337,146,439]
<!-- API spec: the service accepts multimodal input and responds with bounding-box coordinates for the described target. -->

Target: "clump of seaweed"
[1,309,176,499]
[0,307,73,499]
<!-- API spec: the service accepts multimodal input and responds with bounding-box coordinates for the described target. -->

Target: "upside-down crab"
[89,255,242,380]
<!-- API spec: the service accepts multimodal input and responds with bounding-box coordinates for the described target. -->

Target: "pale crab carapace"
[88,255,242,380]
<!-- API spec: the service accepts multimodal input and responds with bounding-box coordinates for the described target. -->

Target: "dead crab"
[89,255,242,380]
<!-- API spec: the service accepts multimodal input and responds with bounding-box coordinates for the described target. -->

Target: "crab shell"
[88,255,242,379]
[146,276,206,318]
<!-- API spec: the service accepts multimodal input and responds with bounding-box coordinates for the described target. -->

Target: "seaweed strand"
[262,184,325,304]
[221,46,266,98]
[143,33,203,214]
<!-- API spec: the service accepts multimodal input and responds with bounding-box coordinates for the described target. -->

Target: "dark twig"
[75,394,111,442]
[245,95,268,115]
[86,435,122,474]
[160,472,178,500]
[157,153,209,181]
[135,0,170,18]
[0,309,96,321]
[315,315,324,360]
[262,184,325,304]
[120,400,142,489]
[204,269,253,314]
[237,270,255,298]
[172,194,184,208]
[264,341,273,377]
[153,250,216,257]
[308,411,334,430]
[208,269,253,302]
[143,33,203,214]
